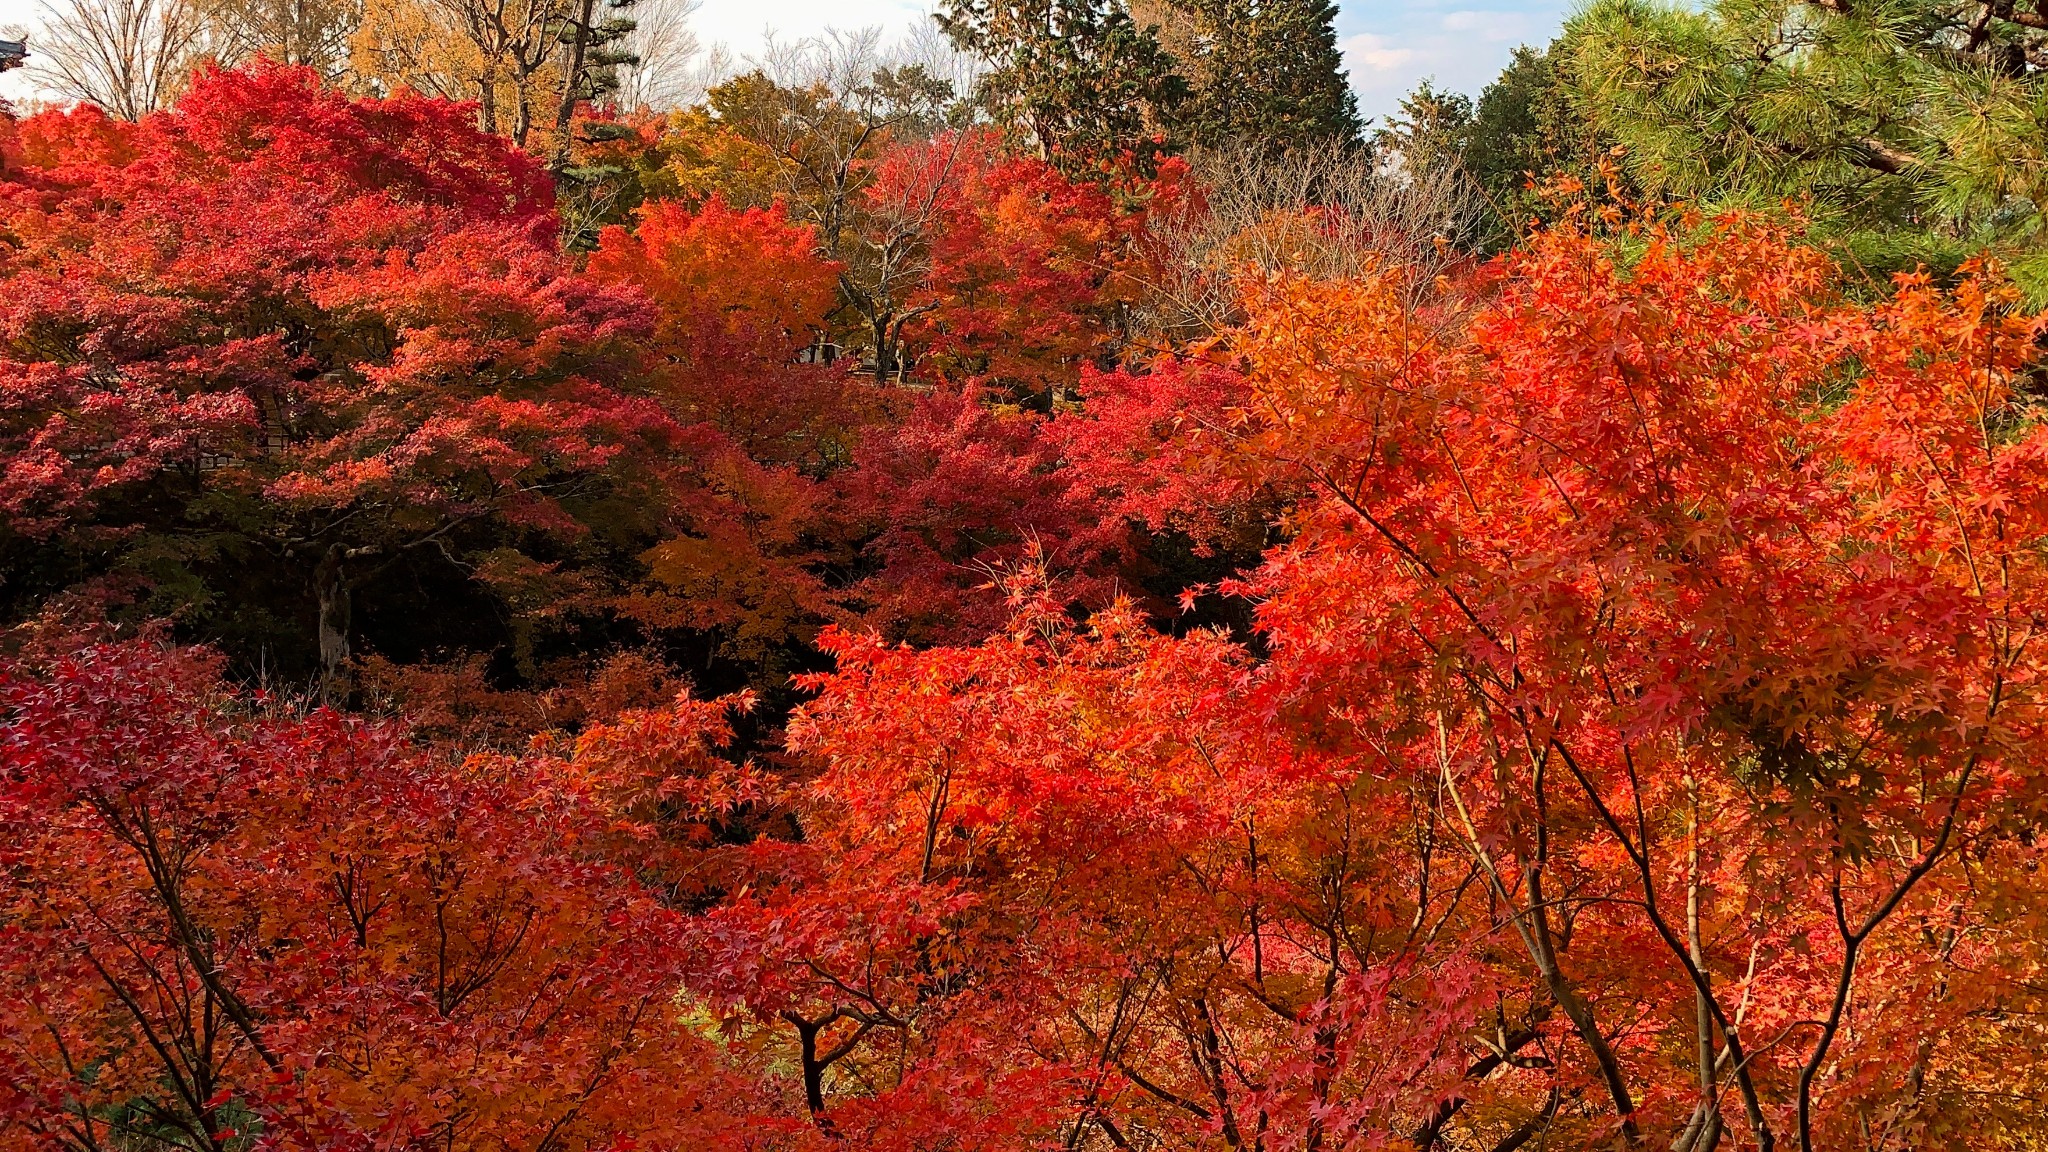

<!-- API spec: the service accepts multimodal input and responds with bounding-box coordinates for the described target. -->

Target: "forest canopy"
[3,1,2048,1150]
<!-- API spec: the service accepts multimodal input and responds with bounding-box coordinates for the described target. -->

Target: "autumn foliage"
[0,630,759,1149]
[5,67,2048,1152]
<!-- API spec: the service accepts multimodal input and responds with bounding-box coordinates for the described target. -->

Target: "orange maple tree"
[1199,213,2048,1149]
[637,216,2048,1150]
[6,61,2048,1152]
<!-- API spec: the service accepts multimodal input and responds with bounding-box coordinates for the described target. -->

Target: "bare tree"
[730,28,941,251]
[721,28,968,380]
[667,37,728,106]
[1134,140,1480,344]
[32,0,205,119]
[607,0,699,111]
[753,24,881,102]
[895,14,981,115]
[839,129,971,382]
[198,0,360,78]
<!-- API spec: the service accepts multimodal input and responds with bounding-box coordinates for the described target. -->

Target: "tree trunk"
[1526,862,1641,1144]
[314,545,352,705]
[513,73,534,147]
[872,314,895,383]
[1674,781,1725,1152]
[476,70,500,135]
[550,0,597,170]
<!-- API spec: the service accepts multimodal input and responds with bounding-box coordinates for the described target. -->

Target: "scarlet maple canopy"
[5,61,2048,1152]
[0,629,763,1150]
[0,65,682,700]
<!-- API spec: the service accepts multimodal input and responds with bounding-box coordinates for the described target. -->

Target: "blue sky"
[1330,0,1568,119]
[0,0,1573,119]
[685,0,1570,121]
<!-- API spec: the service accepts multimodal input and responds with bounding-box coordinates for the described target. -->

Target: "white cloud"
[1341,32,1416,75]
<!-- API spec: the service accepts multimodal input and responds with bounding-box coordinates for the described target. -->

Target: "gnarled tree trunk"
[313,544,353,704]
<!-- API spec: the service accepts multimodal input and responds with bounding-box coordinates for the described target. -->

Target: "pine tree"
[1567,0,2048,291]
[939,0,1186,175]
[550,0,641,164]
[1371,80,1473,178]
[1162,0,1362,150]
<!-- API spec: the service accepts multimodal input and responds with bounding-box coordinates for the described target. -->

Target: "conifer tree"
[938,0,1186,173]
[1567,0,2048,289]
[1458,39,1622,248]
[550,0,643,169]
[1371,79,1473,178]
[1164,0,1362,150]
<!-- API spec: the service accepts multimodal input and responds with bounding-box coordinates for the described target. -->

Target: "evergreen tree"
[1460,39,1622,248]
[1371,79,1473,178]
[1376,55,1626,253]
[938,0,1186,174]
[1567,0,2048,290]
[547,0,651,247]
[1164,0,1362,150]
